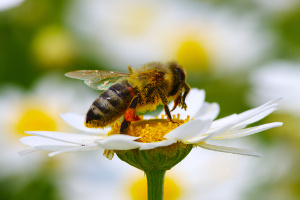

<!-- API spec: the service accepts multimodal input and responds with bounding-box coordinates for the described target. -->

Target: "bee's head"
[169,62,187,96]
[175,66,186,82]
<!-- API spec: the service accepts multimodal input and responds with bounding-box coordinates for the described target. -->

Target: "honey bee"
[65,61,191,134]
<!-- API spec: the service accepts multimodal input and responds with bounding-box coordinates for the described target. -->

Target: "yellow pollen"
[186,115,190,121]
[108,116,191,143]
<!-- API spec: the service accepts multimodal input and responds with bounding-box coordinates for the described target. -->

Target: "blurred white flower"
[66,0,270,75]
[0,73,97,175]
[249,61,300,116]
[0,0,24,11]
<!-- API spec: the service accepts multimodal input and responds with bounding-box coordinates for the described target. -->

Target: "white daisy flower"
[249,61,300,116]
[0,0,24,11]
[66,0,269,75]
[0,73,97,175]
[20,88,282,158]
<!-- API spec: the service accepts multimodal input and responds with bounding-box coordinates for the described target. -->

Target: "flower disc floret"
[108,114,191,143]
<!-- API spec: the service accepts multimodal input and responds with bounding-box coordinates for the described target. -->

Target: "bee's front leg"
[158,89,179,125]
[181,83,191,110]
[120,95,140,134]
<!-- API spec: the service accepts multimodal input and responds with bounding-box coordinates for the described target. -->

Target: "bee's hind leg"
[120,95,140,134]
[120,120,131,135]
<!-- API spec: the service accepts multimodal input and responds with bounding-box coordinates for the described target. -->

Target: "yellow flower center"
[130,175,181,200]
[16,109,56,137]
[176,39,210,72]
[108,114,191,143]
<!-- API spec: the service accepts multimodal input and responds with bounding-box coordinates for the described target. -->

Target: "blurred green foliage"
[273,5,300,59]
[0,0,99,89]
[0,165,62,200]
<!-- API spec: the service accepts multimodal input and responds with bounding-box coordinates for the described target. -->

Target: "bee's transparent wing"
[65,70,130,90]
[84,76,122,90]
[65,70,129,80]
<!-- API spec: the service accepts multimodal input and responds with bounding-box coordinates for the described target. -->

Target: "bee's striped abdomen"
[85,81,134,127]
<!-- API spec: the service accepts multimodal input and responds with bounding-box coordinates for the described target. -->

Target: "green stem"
[145,170,166,200]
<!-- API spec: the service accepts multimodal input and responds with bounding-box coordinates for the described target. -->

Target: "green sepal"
[116,142,193,171]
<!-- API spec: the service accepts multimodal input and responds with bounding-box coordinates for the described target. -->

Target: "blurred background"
[0,0,300,199]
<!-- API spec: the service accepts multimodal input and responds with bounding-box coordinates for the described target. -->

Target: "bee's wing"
[65,70,129,80]
[65,70,130,90]
[84,76,122,90]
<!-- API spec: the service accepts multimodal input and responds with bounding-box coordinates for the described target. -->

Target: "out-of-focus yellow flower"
[130,175,180,200]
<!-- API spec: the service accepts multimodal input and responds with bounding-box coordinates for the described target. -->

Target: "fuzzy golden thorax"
[128,62,189,113]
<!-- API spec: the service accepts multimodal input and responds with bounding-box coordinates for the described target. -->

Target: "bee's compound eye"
[175,67,186,81]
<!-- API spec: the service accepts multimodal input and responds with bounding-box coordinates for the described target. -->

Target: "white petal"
[234,98,280,126]
[211,98,280,129]
[196,143,262,157]
[36,145,80,152]
[96,135,140,150]
[25,131,103,145]
[194,102,220,120]
[186,123,233,144]
[212,122,283,140]
[21,136,76,146]
[21,136,97,156]
[164,119,212,141]
[20,136,78,151]
[210,114,238,129]
[60,112,110,134]
[48,144,99,157]
[238,98,281,120]
[18,148,41,156]
[234,104,278,129]
[233,106,277,129]
[139,139,176,150]
[159,89,205,119]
